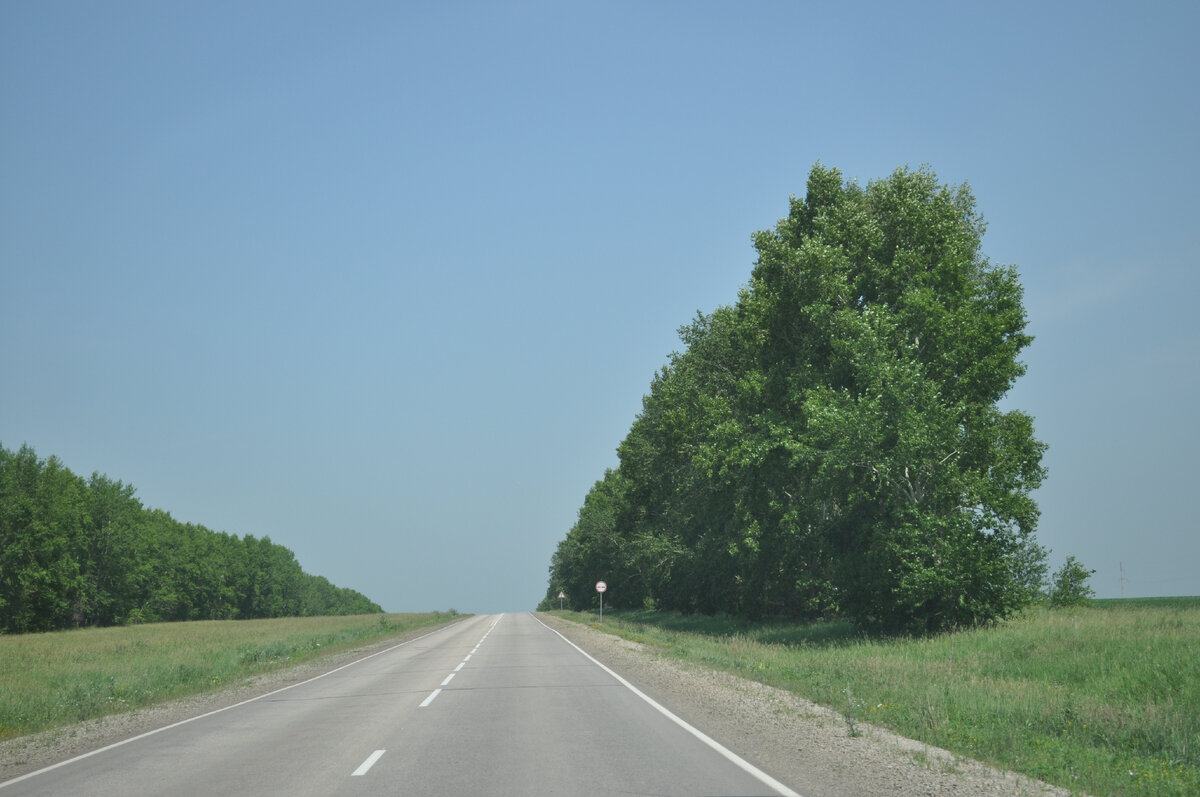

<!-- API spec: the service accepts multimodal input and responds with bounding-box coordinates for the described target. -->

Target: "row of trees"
[542,164,1049,632]
[0,443,381,634]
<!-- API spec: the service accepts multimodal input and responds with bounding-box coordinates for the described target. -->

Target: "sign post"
[595,581,607,621]
[558,591,565,610]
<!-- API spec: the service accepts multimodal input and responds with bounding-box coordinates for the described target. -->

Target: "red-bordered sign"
[595,581,607,593]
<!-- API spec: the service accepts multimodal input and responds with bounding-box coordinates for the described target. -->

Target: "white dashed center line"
[351,750,385,777]
[419,615,502,708]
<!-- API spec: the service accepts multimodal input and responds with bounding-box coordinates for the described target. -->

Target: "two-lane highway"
[1,614,798,796]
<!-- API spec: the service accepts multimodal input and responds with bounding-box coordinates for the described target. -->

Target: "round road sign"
[595,581,607,593]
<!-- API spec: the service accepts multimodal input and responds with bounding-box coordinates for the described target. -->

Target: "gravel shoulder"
[3,614,1084,796]
[537,612,1083,797]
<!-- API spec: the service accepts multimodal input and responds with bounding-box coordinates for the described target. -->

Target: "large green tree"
[544,164,1046,632]
[754,164,1045,630]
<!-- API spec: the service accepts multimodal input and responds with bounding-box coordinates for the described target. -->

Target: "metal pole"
[599,591,603,622]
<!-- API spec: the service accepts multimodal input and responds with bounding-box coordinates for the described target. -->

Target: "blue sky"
[2,1,1197,612]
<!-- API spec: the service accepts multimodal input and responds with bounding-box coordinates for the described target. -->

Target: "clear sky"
[2,2,1197,612]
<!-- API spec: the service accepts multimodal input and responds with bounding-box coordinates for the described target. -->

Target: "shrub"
[1048,556,1095,607]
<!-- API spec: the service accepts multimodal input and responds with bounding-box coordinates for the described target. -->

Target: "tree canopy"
[541,164,1047,632]
[0,443,382,633]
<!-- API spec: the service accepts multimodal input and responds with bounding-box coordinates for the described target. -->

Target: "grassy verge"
[0,611,463,741]
[548,599,1199,797]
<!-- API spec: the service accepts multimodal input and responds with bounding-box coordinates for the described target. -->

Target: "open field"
[550,598,1199,797]
[0,612,462,741]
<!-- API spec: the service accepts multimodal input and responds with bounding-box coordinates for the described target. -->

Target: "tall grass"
[0,612,461,741]
[553,599,1199,797]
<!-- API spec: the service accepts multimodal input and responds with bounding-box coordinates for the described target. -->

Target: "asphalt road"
[0,613,799,796]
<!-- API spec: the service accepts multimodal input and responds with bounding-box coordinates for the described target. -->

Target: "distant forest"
[0,443,381,634]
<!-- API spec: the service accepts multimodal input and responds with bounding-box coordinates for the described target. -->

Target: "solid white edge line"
[419,688,442,707]
[529,613,802,797]
[351,749,386,777]
[0,616,480,791]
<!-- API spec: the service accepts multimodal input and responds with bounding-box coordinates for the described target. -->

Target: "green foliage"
[543,164,1046,633]
[0,443,382,633]
[1048,555,1096,607]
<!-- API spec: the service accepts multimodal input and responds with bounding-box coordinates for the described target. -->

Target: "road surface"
[0,613,798,796]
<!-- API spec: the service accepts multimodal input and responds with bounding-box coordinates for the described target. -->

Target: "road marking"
[351,750,385,777]
[419,614,506,711]
[531,614,802,797]
[0,618,473,791]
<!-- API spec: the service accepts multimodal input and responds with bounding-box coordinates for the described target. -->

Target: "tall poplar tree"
[747,165,1046,630]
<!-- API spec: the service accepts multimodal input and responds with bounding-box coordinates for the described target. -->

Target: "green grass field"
[0,612,462,741]
[550,598,1199,797]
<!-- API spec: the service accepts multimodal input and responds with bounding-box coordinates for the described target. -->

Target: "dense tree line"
[0,443,381,633]
[542,165,1048,632]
